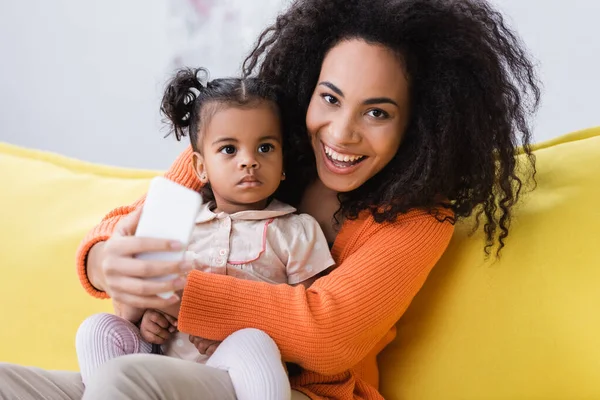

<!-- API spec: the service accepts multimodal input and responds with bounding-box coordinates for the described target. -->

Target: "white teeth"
[324,145,364,163]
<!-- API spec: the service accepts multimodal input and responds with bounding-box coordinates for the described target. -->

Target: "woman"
[0,0,539,399]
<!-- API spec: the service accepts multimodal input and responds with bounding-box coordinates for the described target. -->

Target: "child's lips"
[237,175,262,186]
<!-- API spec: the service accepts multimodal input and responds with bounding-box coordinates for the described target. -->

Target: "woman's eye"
[258,144,275,153]
[321,94,339,105]
[219,145,236,155]
[367,109,389,119]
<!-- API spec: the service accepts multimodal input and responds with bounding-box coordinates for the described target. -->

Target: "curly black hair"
[241,0,541,255]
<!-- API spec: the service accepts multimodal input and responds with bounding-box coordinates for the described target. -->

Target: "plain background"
[0,0,598,169]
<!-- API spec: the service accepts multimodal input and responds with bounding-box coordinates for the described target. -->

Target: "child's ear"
[192,152,209,184]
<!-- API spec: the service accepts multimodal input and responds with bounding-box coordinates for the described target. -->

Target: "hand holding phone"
[134,177,202,299]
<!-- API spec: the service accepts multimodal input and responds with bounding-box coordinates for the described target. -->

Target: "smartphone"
[134,177,202,299]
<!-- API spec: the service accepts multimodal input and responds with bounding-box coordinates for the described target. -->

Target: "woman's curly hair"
[241,0,541,255]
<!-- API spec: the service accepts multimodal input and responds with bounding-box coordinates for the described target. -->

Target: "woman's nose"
[329,114,360,144]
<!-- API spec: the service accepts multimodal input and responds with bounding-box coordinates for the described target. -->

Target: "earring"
[201,174,207,180]
[282,172,286,177]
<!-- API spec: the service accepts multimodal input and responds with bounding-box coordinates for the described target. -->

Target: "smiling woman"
[306,40,410,192]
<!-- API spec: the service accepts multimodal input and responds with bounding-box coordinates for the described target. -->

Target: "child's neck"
[212,198,270,215]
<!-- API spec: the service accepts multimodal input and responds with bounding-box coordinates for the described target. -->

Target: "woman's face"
[306,39,410,193]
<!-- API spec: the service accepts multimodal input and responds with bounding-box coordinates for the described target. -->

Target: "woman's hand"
[113,300,145,324]
[90,208,194,309]
[189,336,221,357]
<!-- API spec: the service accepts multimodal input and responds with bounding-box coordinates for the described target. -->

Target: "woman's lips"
[321,141,367,175]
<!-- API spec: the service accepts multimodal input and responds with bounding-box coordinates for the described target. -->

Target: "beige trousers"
[0,354,311,400]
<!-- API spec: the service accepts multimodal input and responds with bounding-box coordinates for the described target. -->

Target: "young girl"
[75,69,335,400]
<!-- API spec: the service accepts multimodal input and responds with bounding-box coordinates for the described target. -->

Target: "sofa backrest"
[1,126,599,399]
[380,127,600,399]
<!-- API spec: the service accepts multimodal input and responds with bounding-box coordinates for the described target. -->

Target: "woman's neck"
[299,179,341,243]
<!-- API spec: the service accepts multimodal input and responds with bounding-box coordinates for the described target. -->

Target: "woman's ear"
[192,152,209,184]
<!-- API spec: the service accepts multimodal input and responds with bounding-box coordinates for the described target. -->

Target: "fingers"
[107,274,187,298]
[140,310,174,344]
[148,310,171,329]
[159,313,177,333]
[140,324,169,344]
[162,313,178,329]
[205,342,219,357]
[189,336,221,356]
[103,255,193,280]
[112,291,180,310]
[104,235,185,259]
[99,220,197,309]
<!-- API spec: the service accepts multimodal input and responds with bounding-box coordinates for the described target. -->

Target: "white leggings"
[75,313,293,400]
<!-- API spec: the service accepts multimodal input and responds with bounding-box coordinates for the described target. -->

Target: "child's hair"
[160,68,283,153]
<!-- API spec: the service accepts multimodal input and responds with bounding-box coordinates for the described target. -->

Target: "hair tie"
[195,68,210,88]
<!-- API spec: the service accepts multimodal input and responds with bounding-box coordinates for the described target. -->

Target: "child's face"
[193,101,285,213]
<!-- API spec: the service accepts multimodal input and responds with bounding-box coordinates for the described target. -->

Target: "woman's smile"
[306,39,410,192]
[321,141,367,175]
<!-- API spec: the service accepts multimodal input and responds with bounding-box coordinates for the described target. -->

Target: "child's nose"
[238,157,259,169]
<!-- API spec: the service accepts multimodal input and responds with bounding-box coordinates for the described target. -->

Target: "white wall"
[493,0,600,142]
[0,0,287,169]
[0,0,598,169]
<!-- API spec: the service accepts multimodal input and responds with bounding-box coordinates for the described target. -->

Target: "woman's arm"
[177,211,454,375]
[76,146,199,298]
[87,242,107,292]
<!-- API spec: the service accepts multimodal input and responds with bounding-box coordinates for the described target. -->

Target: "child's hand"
[189,336,221,357]
[139,309,178,344]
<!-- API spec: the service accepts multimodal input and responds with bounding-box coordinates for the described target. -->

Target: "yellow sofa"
[1,127,599,399]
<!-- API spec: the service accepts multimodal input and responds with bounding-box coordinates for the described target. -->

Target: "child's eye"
[321,93,339,105]
[219,145,236,155]
[258,143,275,153]
[366,109,389,119]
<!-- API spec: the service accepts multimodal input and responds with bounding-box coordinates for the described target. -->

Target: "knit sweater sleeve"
[75,146,199,298]
[177,211,454,375]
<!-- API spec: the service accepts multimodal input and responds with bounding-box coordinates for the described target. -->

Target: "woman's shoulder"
[339,207,455,246]
[352,206,454,230]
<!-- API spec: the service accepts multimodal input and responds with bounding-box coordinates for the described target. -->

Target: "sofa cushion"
[379,127,600,399]
[0,143,159,370]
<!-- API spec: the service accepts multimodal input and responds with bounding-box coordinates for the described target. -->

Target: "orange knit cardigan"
[75,146,454,399]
